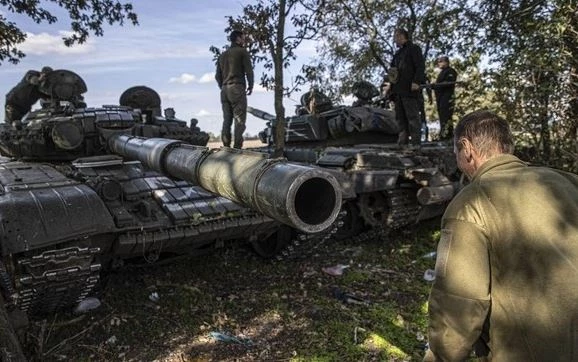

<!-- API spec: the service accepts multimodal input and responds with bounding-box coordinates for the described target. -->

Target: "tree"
[478,0,577,171]
[313,0,479,97]
[211,0,323,156]
[0,0,138,65]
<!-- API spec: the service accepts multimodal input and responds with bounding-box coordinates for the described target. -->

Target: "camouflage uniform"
[215,44,254,149]
[426,154,578,361]
[5,70,45,123]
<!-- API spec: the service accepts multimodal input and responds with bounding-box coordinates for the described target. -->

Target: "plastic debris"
[322,264,350,276]
[330,287,370,306]
[209,331,253,346]
[423,269,436,282]
[73,297,101,314]
[422,251,437,259]
[106,335,117,345]
[149,291,160,302]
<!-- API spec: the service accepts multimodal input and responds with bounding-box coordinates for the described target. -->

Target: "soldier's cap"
[41,66,53,73]
[437,56,449,63]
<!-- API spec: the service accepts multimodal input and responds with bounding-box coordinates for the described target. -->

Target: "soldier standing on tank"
[215,30,254,149]
[433,56,458,140]
[4,66,53,124]
[424,110,578,361]
[389,29,426,146]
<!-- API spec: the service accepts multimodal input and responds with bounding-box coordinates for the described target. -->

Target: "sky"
[0,0,320,136]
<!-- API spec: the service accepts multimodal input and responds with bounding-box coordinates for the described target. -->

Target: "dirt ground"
[206,139,266,149]
[23,219,441,362]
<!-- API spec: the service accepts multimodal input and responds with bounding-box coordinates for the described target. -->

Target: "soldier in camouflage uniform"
[425,110,578,361]
[215,30,254,149]
[5,66,52,124]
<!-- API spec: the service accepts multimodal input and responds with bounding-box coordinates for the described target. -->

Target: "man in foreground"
[215,30,254,149]
[5,66,53,124]
[425,110,578,361]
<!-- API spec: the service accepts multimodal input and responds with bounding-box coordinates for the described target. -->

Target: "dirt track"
[206,139,265,149]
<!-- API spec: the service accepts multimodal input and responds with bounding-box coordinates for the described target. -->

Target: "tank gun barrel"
[108,134,342,233]
[247,106,276,121]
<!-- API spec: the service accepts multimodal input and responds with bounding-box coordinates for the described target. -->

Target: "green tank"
[0,70,342,360]
[248,86,461,239]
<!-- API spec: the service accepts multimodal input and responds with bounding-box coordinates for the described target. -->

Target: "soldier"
[215,30,254,149]
[5,66,53,124]
[389,28,426,146]
[425,110,578,361]
[433,56,458,140]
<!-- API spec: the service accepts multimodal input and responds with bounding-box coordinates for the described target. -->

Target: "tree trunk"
[272,0,287,158]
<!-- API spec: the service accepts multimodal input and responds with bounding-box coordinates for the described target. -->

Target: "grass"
[24,217,442,362]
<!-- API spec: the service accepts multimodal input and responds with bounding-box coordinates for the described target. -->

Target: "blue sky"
[0,1,319,136]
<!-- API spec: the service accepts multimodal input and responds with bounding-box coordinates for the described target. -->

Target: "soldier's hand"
[246,87,253,95]
[411,82,420,91]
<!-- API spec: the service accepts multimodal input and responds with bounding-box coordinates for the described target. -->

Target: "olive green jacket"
[426,154,578,361]
[215,44,254,90]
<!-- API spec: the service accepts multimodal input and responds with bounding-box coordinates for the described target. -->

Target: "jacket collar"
[471,154,527,181]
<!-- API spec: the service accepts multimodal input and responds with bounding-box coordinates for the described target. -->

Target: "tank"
[248,86,461,239]
[0,70,342,360]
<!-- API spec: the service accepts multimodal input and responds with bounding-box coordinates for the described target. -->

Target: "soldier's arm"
[427,218,491,361]
[412,46,426,86]
[215,56,223,89]
[243,49,254,92]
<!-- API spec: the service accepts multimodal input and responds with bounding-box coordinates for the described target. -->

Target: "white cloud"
[169,73,197,84]
[198,72,215,83]
[196,109,211,117]
[253,84,268,93]
[19,31,95,55]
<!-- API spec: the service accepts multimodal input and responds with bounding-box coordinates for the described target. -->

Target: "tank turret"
[0,71,343,360]
[248,86,461,239]
[0,70,209,161]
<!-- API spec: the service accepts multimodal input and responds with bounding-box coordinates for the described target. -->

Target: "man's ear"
[461,139,473,162]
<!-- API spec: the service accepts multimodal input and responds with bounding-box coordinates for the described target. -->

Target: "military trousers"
[394,95,421,145]
[220,84,247,149]
[436,93,454,140]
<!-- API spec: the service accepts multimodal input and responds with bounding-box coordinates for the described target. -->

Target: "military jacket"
[433,67,458,99]
[215,44,254,90]
[427,154,578,361]
[390,41,426,97]
[5,70,44,111]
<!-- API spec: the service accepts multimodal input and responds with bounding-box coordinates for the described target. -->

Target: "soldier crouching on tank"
[4,66,53,126]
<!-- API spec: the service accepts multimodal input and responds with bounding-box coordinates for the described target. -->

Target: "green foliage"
[477,0,577,172]
[310,0,576,172]
[312,0,480,97]
[0,0,138,65]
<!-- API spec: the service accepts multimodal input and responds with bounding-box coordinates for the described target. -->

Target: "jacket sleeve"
[427,219,491,361]
[215,55,223,89]
[411,45,426,85]
[243,49,254,90]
